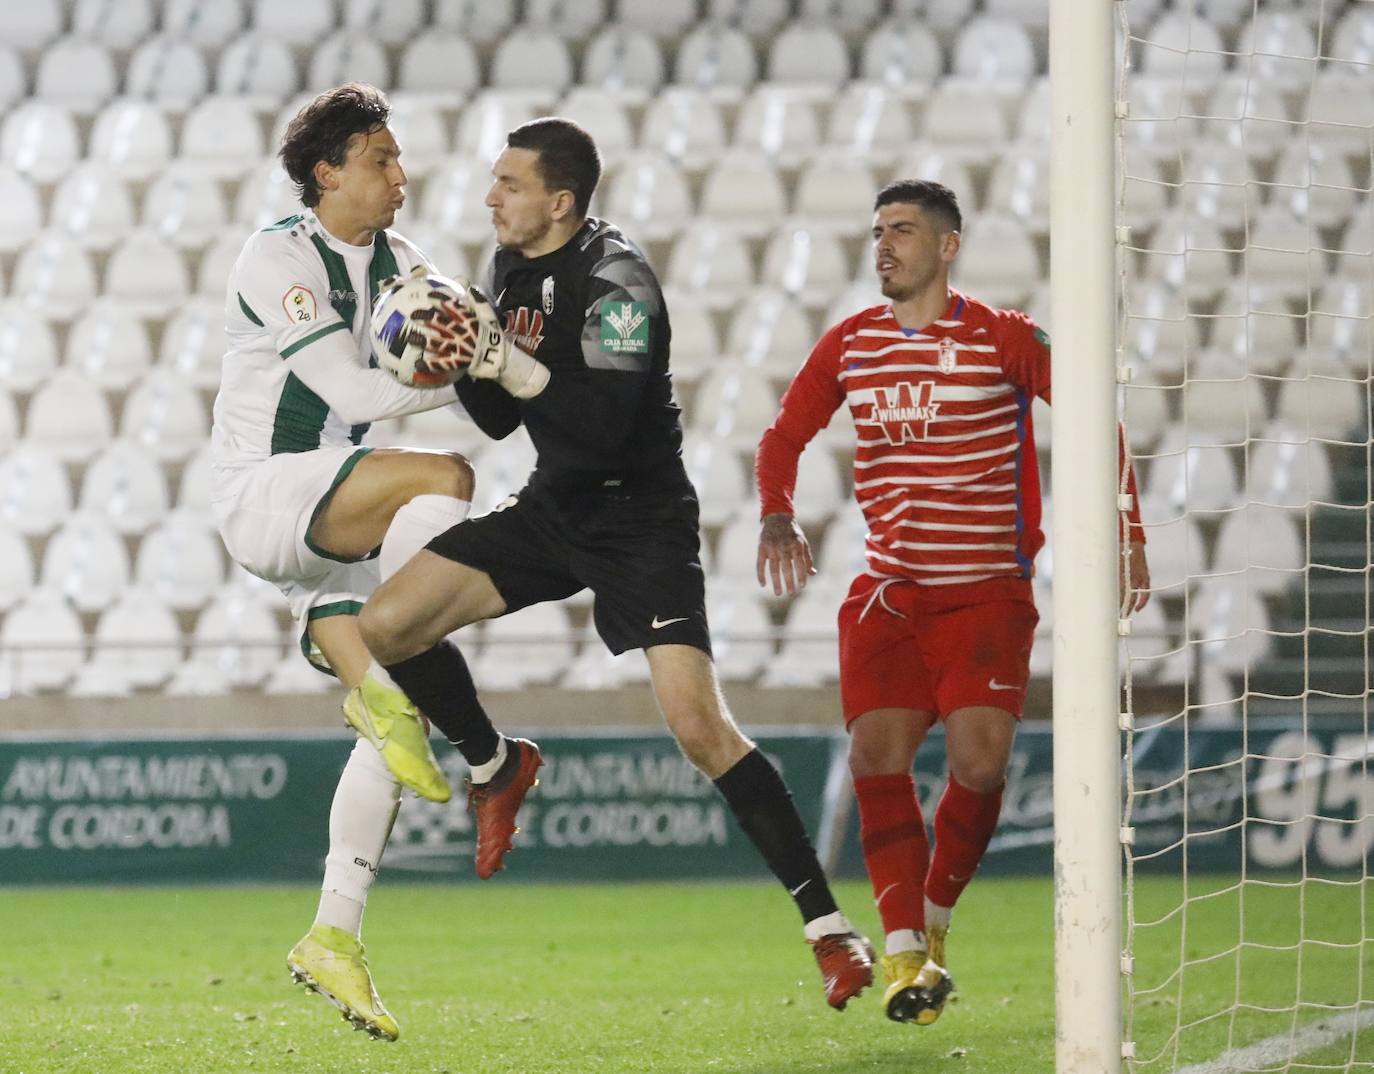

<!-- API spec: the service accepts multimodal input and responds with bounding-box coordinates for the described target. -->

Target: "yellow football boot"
[343,675,451,802]
[880,948,927,1023]
[912,924,955,1026]
[287,925,399,1042]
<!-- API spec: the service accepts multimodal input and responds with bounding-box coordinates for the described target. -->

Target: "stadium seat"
[159,299,229,389]
[26,371,114,464]
[1332,212,1374,284]
[890,145,976,217]
[216,34,299,107]
[1272,366,1367,441]
[952,16,1036,86]
[142,164,230,250]
[1243,206,1319,303]
[119,370,209,462]
[0,101,80,184]
[616,0,702,39]
[232,162,300,230]
[858,20,942,98]
[1197,77,1290,164]
[558,88,636,160]
[0,588,86,694]
[1136,11,1227,79]
[1121,75,1201,164]
[40,513,130,612]
[163,0,247,45]
[674,24,757,96]
[1269,142,1357,232]
[0,525,34,611]
[792,155,877,235]
[709,590,775,682]
[724,287,818,379]
[1013,75,1050,146]
[1136,212,1233,305]
[431,0,516,43]
[1307,280,1373,371]
[125,36,211,110]
[732,87,820,168]
[1330,2,1374,64]
[797,0,883,37]
[34,36,118,117]
[105,230,191,318]
[1135,501,1207,594]
[658,291,718,387]
[81,588,183,692]
[767,22,851,92]
[639,89,728,171]
[526,0,606,41]
[603,152,694,241]
[396,32,482,99]
[66,299,153,390]
[1236,11,1317,91]
[823,281,887,331]
[814,505,866,580]
[6,0,62,52]
[1142,425,1240,513]
[473,602,577,689]
[0,167,41,254]
[88,99,174,182]
[1246,426,1335,509]
[1303,71,1373,161]
[579,28,665,97]
[1121,382,1171,451]
[1177,141,1253,231]
[0,300,58,392]
[1120,149,1169,234]
[380,97,450,178]
[786,441,847,528]
[489,28,575,101]
[75,0,156,51]
[986,147,1051,234]
[1123,596,1189,687]
[78,440,170,535]
[920,81,1009,167]
[950,215,1039,309]
[0,390,15,455]
[760,226,852,312]
[824,82,915,166]
[1188,575,1274,681]
[179,96,266,181]
[197,233,246,298]
[683,438,755,527]
[699,150,787,239]
[666,225,755,311]
[251,0,337,44]
[763,586,840,687]
[135,509,227,611]
[418,157,500,246]
[48,163,135,251]
[263,651,335,695]
[712,514,765,591]
[0,444,70,538]
[13,231,100,322]
[0,45,23,114]
[687,366,781,448]
[306,30,390,90]
[341,0,424,43]
[185,586,283,687]
[176,446,215,514]
[563,644,647,689]
[1207,282,1300,377]
[704,0,789,38]
[453,90,539,164]
[1180,367,1267,443]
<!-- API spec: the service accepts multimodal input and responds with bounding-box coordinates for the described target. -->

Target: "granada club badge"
[938,336,958,374]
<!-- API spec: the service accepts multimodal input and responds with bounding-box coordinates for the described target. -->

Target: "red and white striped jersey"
[756,291,1140,586]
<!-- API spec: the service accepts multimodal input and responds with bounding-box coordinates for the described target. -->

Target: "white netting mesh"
[1119,1,1373,1070]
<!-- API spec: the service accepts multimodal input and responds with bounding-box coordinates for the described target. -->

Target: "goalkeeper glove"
[457,279,551,399]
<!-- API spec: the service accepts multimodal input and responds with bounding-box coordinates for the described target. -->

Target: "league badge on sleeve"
[284,284,317,323]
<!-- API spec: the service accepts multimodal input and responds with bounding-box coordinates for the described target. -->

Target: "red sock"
[925,776,1004,912]
[853,773,929,936]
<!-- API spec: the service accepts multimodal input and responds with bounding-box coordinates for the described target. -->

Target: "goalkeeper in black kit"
[350,117,874,1008]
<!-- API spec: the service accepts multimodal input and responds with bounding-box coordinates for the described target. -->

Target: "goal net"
[1117,1,1373,1070]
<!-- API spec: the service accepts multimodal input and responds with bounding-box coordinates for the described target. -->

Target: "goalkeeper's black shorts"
[425,477,712,658]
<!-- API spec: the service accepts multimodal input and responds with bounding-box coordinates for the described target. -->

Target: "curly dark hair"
[507,117,602,218]
[875,179,963,234]
[279,82,391,208]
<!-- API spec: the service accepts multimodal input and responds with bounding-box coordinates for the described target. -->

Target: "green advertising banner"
[831,720,1373,878]
[0,732,837,886]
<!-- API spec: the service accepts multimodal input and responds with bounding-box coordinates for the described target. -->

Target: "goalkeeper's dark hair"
[875,179,962,234]
[280,82,391,208]
[507,117,601,218]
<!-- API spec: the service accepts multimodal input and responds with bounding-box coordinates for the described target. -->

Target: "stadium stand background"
[0,0,1368,730]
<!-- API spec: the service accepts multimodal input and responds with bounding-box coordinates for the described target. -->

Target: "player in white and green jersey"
[208,83,470,1043]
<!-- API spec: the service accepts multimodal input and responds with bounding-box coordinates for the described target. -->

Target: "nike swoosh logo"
[652,616,688,629]
[875,882,899,906]
[789,879,811,897]
[988,679,1019,691]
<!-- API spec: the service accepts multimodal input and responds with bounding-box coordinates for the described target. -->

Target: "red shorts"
[837,574,1039,724]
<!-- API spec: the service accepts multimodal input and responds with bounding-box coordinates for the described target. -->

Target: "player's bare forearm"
[757,512,815,597]
[1121,539,1150,614]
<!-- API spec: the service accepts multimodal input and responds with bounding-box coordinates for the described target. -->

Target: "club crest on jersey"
[938,337,958,374]
[283,284,316,322]
[868,380,940,444]
[503,307,545,352]
[542,275,555,314]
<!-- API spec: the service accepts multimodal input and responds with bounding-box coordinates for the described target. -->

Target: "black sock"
[384,641,500,767]
[713,748,839,924]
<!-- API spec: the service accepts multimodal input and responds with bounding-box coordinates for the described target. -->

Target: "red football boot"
[467,738,543,879]
[809,931,876,1010]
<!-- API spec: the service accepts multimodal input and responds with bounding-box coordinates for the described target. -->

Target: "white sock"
[467,735,508,784]
[924,896,952,932]
[885,929,927,955]
[379,493,470,580]
[803,910,852,942]
[316,739,402,937]
[366,658,400,692]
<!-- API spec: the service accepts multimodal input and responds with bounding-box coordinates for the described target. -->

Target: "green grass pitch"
[5,876,1371,1073]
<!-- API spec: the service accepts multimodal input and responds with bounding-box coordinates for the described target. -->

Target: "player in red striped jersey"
[754,180,1150,1026]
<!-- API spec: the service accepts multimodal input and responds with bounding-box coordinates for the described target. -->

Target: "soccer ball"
[370,271,470,388]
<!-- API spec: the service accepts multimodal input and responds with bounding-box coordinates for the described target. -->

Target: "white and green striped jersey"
[210,209,436,478]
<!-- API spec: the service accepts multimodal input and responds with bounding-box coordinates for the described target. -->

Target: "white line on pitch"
[1174,1007,1374,1074]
